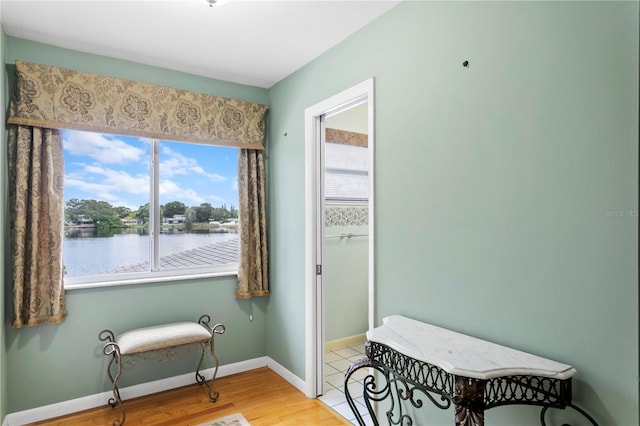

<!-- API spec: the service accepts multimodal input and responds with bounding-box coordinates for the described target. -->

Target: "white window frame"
[63,137,239,290]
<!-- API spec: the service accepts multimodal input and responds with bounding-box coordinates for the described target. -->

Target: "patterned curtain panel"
[8,61,267,149]
[8,125,67,328]
[236,149,269,298]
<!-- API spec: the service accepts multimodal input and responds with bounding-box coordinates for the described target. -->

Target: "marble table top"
[367,315,577,380]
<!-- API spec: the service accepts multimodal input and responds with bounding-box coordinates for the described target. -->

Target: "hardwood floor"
[29,367,352,426]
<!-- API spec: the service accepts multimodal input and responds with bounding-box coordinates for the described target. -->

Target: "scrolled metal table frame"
[344,341,599,426]
[98,315,225,426]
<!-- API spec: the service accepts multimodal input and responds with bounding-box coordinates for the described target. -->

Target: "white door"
[304,79,375,398]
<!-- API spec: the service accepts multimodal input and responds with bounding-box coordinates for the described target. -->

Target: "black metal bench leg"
[100,330,126,426]
[108,354,126,426]
[195,342,220,402]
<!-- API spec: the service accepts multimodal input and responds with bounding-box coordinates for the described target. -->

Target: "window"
[324,142,368,202]
[63,129,239,287]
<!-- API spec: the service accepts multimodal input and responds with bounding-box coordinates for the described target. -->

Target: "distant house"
[163,214,186,225]
[66,215,94,227]
[121,218,143,226]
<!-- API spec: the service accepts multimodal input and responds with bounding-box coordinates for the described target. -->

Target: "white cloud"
[160,180,205,205]
[65,164,149,205]
[207,194,225,204]
[64,130,146,164]
[159,180,180,195]
[64,177,119,201]
[160,146,226,182]
[81,165,149,195]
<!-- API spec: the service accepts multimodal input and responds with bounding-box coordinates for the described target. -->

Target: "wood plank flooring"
[28,367,351,426]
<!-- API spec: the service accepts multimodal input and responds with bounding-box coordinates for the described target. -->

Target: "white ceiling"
[0,0,400,88]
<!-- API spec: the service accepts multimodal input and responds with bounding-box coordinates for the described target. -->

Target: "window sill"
[64,268,238,291]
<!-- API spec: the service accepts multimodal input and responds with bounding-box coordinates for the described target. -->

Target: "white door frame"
[304,78,375,397]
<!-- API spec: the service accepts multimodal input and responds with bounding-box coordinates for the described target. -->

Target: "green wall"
[267,2,638,425]
[3,38,269,414]
[324,208,368,341]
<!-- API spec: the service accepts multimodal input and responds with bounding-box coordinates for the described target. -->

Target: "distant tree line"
[64,199,238,228]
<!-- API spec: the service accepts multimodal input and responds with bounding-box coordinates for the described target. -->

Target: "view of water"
[63,228,238,277]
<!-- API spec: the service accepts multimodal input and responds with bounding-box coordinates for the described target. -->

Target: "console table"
[344,315,598,426]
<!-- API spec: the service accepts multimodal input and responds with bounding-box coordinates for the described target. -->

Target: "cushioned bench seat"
[116,322,213,355]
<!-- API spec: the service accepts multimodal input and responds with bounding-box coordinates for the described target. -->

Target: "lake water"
[63,228,238,277]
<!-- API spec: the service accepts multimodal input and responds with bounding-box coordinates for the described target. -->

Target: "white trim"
[305,92,320,398]
[64,267,238,290]
[150,139,161,272]
[2,357,270,426]
[266,357,307,393]
[366,88,376,330]
[325,333,367,352]
[304,78,375,399]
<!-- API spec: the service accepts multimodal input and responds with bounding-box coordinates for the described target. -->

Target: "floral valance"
[326,128,368,147]
[8,61,267,150]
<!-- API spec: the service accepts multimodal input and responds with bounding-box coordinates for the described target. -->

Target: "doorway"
[304,79,375,401]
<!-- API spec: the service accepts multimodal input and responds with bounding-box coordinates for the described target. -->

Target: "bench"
[99,315,225,426]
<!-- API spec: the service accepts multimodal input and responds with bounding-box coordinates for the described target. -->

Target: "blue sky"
[63,130,239,212]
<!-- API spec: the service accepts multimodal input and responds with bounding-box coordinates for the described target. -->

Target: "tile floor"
[318,342,373,425]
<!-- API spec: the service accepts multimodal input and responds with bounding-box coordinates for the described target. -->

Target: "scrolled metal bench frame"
[98,315,225,426]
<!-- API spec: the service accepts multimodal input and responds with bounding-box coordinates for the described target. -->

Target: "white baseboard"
[3,357,270,426]
[266,357,306,393]
[325,333,366,352]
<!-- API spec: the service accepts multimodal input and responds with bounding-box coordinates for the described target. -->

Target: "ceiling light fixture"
[204,0,232,7]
